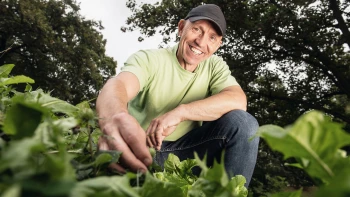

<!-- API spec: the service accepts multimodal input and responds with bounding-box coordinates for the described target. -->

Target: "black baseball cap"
[184,4,226,36]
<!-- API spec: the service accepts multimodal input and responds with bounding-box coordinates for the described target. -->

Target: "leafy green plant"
[3,63,348,197]
[258,111,350,197]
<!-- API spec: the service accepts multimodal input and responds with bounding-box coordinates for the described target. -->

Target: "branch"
[307,41,350,97]
[0,42,15,59]
[329,0,350,47]
[246,89,350,124]
[318,91,345,99]
[250,42,349,97]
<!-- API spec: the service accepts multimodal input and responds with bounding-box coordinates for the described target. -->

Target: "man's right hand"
[98,112,152,173]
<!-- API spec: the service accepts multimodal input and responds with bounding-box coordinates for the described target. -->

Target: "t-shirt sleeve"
[209,56,240,95]
[121,50,152,91]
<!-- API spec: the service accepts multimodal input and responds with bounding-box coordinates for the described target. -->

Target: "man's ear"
[178,19,186,36]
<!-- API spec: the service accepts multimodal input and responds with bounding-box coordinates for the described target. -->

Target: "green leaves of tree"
[1,0,117,104]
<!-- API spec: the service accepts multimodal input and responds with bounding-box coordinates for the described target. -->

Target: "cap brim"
[188,16,223,36]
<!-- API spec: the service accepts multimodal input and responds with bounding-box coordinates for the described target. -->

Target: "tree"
[123,0,349,194]
[0,0,116,104]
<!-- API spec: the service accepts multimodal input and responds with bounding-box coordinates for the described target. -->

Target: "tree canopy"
[0,0,116,104]
[124,0,350,128]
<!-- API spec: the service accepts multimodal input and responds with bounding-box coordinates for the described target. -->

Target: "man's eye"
[193,27,200,32]
[210,36,217,42]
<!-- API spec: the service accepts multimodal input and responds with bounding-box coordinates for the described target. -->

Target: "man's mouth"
[189,45,203,55]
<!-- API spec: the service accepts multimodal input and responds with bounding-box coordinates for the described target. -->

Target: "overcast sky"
[77,0,171,73]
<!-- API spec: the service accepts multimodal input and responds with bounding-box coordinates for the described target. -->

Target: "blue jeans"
[154,109,259,187]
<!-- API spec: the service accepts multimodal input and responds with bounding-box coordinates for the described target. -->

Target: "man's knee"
[218,109,259,138]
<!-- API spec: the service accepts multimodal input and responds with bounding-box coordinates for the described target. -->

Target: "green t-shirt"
[121,44,239,141]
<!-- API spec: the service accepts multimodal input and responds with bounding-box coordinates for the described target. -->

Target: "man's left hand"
[146,108,183,150]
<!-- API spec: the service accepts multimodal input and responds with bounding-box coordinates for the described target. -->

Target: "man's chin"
[184,57,202,66]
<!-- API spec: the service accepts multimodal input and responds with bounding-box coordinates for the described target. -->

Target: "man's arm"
[96,72,152,172]
[146,85,247,149]
[178,85,246,121]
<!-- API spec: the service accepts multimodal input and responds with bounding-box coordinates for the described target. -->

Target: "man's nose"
[194,34,206,47]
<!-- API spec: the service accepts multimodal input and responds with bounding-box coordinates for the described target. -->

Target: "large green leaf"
[153,154,197,194]
[271,189,302,197]
[21,179,76,197]
[24,90,78,116]
[0,138,45,174]
[139,173,184,197]
[0,64,15,78]
[3,100,45,139]
[71,175,140,197]
[188,153,248,197]
[94,150,122,167]
[1,184,21,197]
[258,110,350,183]
[163,153,181,172]
[315,161,350,197]
[0,75,34,86]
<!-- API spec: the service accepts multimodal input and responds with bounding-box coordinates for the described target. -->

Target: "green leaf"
[53,117,78,131]
[25,90,78,116]
[0,64,15,78]
[21,179,76,196]
[25,84,32,92]
[189,153,248,197]
[271,189,302,197]
[1,184,21,197]
[163,153,181,173]
[76,101,91,109]
[72,175,140,197]
[202,157,228,186]
[139,173,183,197]
[0,75,34,86]
[315,157,350,197]
[94,153,112,166]
[94,151,122,167]
[3,101,44,139]
[258,110,350,183]
[44,152,76,180]
[34,121,61,148]
[178,158,197,177]
[157,154,197,185]
[0,138,45,174]
[193,153,208,175]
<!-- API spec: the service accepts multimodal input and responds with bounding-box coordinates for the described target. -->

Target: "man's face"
[177,19,222,69]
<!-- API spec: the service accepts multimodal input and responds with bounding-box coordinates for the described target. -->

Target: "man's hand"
[98,112,152,173]
[146,107,184,150]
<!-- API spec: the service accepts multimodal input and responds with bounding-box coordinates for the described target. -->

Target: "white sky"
[77,0,171,73]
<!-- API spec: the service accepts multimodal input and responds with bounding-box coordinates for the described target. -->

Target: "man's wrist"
[98,110,129,126]
[176,104,188,122]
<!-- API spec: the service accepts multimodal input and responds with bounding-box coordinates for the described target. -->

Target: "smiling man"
[96,4,259,187]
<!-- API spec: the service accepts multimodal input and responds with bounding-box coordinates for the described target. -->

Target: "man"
[96,4,259,187]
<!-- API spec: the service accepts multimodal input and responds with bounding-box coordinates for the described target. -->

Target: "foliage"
[0,0,116,104]
[1,63,350,197]
[258,111,350,197]
[0,64,248,197]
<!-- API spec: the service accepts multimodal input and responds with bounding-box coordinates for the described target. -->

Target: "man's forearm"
[96,73,140,125]
[96,78,129,124]
[176,86,247,122]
